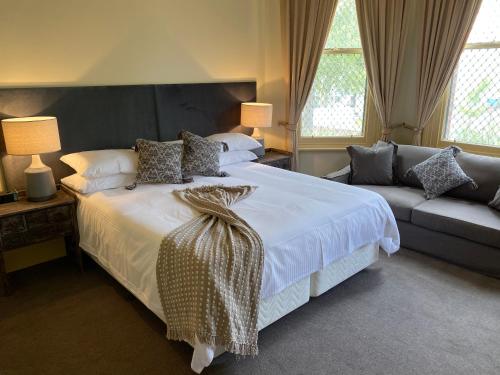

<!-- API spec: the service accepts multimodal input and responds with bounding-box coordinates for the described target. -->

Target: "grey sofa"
[326,145,500,278]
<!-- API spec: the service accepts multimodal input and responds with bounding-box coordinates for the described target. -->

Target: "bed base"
[87,243,379,370]
[197,243,380,362]
[310,243,379,297]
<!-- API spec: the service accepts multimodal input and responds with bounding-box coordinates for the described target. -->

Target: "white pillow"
[219,150,258,167]
[61,173,136,194]
[60,149,138,178]
[206,133,261,151]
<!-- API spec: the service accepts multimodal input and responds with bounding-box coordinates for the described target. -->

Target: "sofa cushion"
[448,152,500,203]
[347,144,395,185]
[323,165,350,184]
[411,197,500,248]
[407,147,476,199]
[396,145,439,187]
[490,187,500,211]
[356,185,426,222]
[396,144,500,203]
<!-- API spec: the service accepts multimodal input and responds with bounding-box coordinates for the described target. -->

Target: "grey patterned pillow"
[135,139,183,184]
[181,131,225,177]
[405,147,476,199]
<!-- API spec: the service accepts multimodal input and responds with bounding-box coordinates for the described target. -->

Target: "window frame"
[299,41,380,150]
[424,41,500,156]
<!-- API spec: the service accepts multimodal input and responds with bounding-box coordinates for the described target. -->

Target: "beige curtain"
[356,0,409,142]
[414,0,482,145]
[281,0,338,170]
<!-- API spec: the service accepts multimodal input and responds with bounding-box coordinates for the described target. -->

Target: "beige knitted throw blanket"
[156,185,264,356]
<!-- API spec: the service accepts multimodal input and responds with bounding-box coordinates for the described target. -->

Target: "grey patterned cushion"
[135,139,183,184]
[181,131,225,177]
[405,147,476,199]
[489,187,500,211]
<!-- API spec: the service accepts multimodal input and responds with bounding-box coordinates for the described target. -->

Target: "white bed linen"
[76,162,399,373]
[77,162,399,315]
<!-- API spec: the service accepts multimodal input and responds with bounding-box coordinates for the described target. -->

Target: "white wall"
[299,150,351,177]
[0,0,257,85]
[257,0,289,150]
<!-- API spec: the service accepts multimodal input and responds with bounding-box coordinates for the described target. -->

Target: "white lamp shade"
[241,103,273,128]
[1,116,61,155]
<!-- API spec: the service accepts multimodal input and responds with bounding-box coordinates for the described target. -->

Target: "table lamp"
[241,103,273,144]
[1,116,61,201]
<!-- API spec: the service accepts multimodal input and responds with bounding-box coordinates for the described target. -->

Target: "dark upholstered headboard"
[0,82,256,190]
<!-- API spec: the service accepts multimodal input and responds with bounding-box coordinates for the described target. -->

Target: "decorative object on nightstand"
[0,189,81,296]
[0,190,19,204]
[254,148,292,170]
[1,116,61,202]
[241,103,272,156]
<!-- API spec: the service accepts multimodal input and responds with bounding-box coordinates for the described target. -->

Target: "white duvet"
[77,162,399,321]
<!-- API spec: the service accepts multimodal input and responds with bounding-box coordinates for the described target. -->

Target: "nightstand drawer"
[255,149,292,171]
[25,210,48,228]
[262,158,291,170]
[25,206,71,229]
[47,206,71,222]
[25,220,74,240]
[271,158,291,170]
[1,234,26,249]
[1,215,27,235]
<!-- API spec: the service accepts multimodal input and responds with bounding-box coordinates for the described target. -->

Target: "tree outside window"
[444,0,500,148]
[301,0,367,138]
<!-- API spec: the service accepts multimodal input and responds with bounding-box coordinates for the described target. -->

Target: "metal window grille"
[301,0,367,138]
[444,0,500,148]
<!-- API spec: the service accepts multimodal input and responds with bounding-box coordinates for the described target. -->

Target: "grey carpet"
[1,249,499,375]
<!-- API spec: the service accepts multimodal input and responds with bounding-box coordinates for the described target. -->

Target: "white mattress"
[76,162,399,311]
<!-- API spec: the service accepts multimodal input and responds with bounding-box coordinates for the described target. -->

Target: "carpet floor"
[1,248,499,375]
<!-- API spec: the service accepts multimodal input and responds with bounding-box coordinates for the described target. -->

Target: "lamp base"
[25,155,57,202]
[251,128,263,138]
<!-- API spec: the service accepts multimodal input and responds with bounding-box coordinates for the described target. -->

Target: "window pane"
[467,0,500,44]
[444,48,500,147]
[301,0,366,138]
[325,0,361,49]
[301,53,366,137]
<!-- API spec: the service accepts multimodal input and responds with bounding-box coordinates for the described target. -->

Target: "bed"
[0,82,399,373]
[73,161,399,372]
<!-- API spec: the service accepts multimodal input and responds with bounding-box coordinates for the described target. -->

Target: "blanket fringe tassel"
[166,327,259,357]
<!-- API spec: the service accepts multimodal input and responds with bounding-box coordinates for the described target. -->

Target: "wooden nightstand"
[254,148,293,170]
[0,190,81,296]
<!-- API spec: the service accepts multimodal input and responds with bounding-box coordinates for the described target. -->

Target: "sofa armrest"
[322,165,350,184]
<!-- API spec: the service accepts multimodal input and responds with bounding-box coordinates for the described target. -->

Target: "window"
[301,0,367,139]
[443,0,500,148]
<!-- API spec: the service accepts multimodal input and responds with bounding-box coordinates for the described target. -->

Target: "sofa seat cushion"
[411,197,500,248]
[356,185,426,222]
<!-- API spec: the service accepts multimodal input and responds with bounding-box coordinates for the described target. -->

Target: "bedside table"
[0,190,81,296]
[254,148,293,170]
